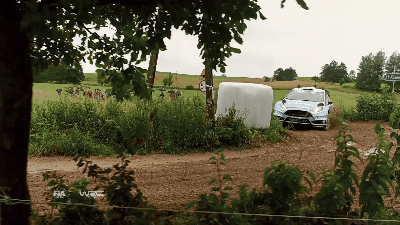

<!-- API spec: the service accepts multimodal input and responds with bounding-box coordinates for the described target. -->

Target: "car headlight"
[280,104,287,111]
[312,106,323,113]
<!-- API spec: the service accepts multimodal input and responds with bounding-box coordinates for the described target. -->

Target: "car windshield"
[285,91,324,102]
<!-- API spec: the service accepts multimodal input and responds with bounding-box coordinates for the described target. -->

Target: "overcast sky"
[77,0,400,78]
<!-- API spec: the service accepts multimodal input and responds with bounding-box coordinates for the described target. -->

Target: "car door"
[325,92,334,112]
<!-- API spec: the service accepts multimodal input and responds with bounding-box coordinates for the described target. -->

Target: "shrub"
[185,85,195,90]
[359,124,394,218]
[313,84,317,88]
[263,161,315,215]
[314,121,360,216]
[335,100,359,122]
[355,85,397,121]
[264,76,270,82]
[214,103,254,148]
[254,116,288,144]
[162,72,174,88]
[297,84,301,88]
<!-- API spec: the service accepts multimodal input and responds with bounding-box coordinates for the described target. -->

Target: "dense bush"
[356,85,397,121]
[185,85,195,90]
[30,94,284,156]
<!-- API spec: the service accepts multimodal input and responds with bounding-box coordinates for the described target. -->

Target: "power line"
[1,197,400,223]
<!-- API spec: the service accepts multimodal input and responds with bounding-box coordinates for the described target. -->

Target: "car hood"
[280,100,323,110]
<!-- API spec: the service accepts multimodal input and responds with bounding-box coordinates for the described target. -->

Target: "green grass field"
[32,72,400,109]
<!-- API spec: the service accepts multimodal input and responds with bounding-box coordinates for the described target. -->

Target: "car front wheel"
[323,117,330,131]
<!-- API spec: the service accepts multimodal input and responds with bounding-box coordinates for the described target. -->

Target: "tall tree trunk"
[205,58,215,122]
[146,49,159,88]
[0,1,32,224]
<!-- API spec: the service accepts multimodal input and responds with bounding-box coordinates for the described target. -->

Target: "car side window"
[325,93,330,105]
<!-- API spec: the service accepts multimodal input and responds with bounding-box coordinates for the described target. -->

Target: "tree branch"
[31,40,76,63]
[77,21,121,72]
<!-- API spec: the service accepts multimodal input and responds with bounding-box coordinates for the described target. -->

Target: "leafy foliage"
[30,95,277,156]
[320,60,350,83]
[214,103,254,148]
[21,0,269,101]
[273,67,298,81]
[359,124,394,218]
[263,161,315,215]
[314,120,361,216]
[42,173,106,224]
[185,149,249,225]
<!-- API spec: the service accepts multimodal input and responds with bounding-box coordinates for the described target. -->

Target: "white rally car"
[272,87,334,130]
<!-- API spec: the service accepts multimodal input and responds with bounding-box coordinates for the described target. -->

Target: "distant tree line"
[311,51,400,92]
[273,67,298,81]
[33,63,85,84]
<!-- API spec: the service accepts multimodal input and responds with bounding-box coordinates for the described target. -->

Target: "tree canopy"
[273,67,298,81]
[0,0,308,224]
[319,60,349,83]
[355,51,387,92]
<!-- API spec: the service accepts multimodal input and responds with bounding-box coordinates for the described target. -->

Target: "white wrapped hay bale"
[215,82,273,128]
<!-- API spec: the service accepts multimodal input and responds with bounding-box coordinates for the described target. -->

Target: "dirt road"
[27,121,400,215]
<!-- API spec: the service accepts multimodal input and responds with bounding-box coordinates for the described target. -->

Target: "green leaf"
[224,186,233,190]
[223,174,232,181]
[211,187,220,192]
[304,177,312,190]
[236,23,247,34]
[296,0,309,10]
[210,178,217,184]
[48,180,57,187]
[233,30,243,45]
[186,201,197,210]
[220,162,227,166]
[231,47,241,54]
[306,171,317,182]
[259,12,267,20]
